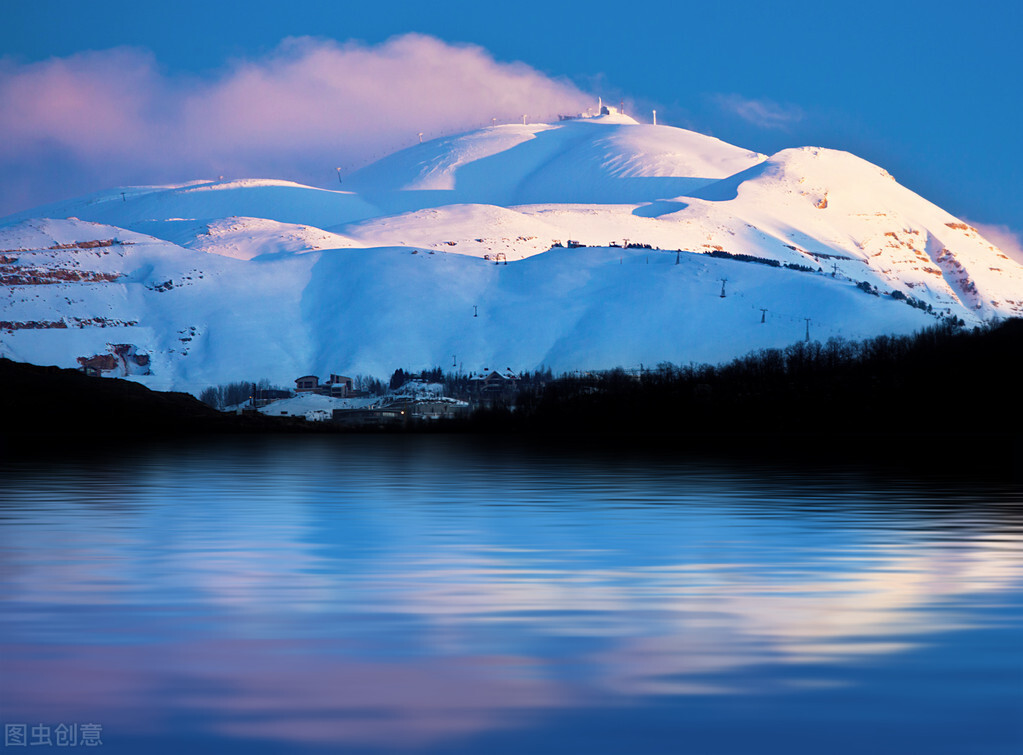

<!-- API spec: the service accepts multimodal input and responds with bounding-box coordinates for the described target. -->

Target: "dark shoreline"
[3,320,1021,481]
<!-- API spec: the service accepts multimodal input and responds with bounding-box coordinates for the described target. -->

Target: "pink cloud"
[0,638,578,748]
[0,35,591,215]
[963,219,1023,265]
[0,49,151,154]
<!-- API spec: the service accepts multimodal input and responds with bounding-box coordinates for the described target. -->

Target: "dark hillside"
[461,320,1023,473]
[0,358,311,450]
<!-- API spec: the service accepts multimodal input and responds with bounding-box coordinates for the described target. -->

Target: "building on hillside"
[252,388,291,407]
[469,369,520,407]
[327,374,354,398]
[295,374,354,396]
[384,396,469,420]
[470,369,519,391]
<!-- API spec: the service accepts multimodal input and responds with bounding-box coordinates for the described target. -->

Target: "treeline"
[199,379,290,409]
[462,319,1022,447]
[389,366,555,398]
[197,366,558,410]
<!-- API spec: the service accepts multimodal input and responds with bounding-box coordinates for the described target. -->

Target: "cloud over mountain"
[0,34,590,214]
[713,94,804,130]
[964,220,1023,265]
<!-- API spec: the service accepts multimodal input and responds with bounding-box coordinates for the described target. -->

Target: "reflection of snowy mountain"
[2,113,1020,394]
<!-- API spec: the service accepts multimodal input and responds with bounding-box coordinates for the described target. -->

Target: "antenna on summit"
[418,132,424,144]
[652,110,657,126]
[336,167,342,185]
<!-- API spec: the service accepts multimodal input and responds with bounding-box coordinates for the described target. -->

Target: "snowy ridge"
[2,115,1020,394]
[2,180,381,230]
[175,217,362,261]
[346,116,766,209]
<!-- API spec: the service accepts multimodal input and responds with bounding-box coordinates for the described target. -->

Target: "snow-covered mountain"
[2,112,1020,394]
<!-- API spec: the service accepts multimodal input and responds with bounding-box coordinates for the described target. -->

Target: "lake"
[1,435,1020,753]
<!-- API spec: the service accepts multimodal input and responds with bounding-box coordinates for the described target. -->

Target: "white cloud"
[713,93,803,130]
[0,35,591,214]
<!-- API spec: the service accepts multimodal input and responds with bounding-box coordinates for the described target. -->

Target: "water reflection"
[1,437,1020,753]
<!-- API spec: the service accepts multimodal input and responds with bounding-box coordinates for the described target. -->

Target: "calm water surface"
[1,436,1021,753]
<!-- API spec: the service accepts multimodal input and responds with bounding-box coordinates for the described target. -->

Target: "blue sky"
[2,0,1021,244]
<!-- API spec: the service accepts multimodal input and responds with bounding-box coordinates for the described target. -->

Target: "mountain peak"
[2,116,1020,392]
[346,115,764,208]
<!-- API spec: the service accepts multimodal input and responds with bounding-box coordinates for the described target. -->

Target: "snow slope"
[146,217,364,261]
[2,114,1019,393]
[1,179,381,231]
[346,115,766,209]
[339,204,568,260]
[679,147,1023,319]
[0,218,940,393]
